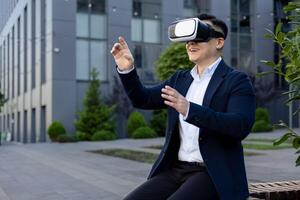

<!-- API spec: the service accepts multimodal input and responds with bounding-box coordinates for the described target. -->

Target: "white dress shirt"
[178,57,222,162]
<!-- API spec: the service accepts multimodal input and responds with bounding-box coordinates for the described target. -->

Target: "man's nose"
[186,41,197,45]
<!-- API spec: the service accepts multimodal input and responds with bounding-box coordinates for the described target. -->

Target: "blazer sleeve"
[117,67,179,110]
[185,72,256,140]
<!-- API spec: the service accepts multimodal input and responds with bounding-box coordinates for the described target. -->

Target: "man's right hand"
[110,36,134,71]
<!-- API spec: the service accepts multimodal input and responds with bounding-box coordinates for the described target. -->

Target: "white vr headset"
[168,18,225,42]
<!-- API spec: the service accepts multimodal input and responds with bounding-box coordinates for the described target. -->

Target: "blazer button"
[199,137,202,141]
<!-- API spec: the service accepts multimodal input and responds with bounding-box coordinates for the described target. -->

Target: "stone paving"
[0,130,299,200]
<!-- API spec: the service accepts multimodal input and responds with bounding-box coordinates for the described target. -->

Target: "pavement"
[0,129,299,200]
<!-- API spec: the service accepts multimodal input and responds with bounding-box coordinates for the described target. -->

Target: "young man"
[110,14,255,200]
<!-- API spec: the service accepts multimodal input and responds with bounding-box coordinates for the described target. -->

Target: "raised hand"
[110,36,134,71]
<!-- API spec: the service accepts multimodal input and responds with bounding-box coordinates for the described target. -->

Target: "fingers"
[119,36,129,48]
[161,85,178,98]
[161,93,177,102]
[110,43,122,56]
[110,36,129,56]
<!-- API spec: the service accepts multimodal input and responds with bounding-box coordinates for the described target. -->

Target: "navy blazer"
[118,60,256,200]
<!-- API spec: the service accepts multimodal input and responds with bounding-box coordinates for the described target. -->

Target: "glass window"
[90,14,106,39]
[143,19,160,43]
[133,1,141,17]
[183,0,209,18]
[77,0,89,12]
[76,40,89,80]
[230,0,253,70]
[133,45,142,68]
[131,0,161,43]
[76,0,107,81]
[76,13,89,37]
[131,18,142,42]
[91,0,105,14]
[141,2,160,19]
[91,41,107,81]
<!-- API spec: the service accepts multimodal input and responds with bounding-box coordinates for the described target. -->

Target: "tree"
[262,1,300,166]
[155,42,194,80]
[75,68,116,138]
[0,92,5,112]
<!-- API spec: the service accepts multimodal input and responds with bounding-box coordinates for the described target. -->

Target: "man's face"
[185,20,224,64]
[185,39,218,64]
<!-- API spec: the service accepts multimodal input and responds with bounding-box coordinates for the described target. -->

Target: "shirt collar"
[190,57,222,80]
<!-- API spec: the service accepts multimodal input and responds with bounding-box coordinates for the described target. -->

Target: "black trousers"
[123,161,219,200]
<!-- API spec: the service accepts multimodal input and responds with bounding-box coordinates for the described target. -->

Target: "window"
[131,0,162,83]
[31,108,36,143]
[40,106,46,142]
[183,0,209,18]
[230,0,254,71]
[76,0,107,81]
[23,110,28,143]
[131,0,161,43]
[76,40,89,79]
[31,0,36,89]
[24,6,28,93]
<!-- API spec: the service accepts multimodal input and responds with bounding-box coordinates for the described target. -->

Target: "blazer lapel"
[202,60,229,107]
[176,72,194,97]
[168,71,193,131]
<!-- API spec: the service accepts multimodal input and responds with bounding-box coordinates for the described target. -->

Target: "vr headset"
[168,18,225,42]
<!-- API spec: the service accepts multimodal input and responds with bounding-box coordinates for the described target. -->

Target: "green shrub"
[75,68,116,136]
[132,126,157,139]
[155,42,194,80]
[252,120,273,132]
[75,131,91,141]
[127,111,147,137]
[91,130,116,141]
[150,109,167,137]
[56,134,77,143]
[47,121,66,141]
[255,107,270,123]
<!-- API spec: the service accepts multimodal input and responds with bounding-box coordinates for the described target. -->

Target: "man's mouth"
[189,48,199,52]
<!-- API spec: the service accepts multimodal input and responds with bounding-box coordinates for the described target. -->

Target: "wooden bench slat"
[249,180,300,200]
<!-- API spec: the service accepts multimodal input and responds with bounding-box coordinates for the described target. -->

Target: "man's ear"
[216,38,225,49]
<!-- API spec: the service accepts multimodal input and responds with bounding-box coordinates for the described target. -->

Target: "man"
[110,14,255,200]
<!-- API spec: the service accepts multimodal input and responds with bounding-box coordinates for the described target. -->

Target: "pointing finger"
[119,36,129,48]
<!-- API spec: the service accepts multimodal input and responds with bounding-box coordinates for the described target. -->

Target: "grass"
[242,143,292,150]
[88,147,265,164]
[88,149,158,164]
[245,138,292,144]
[145,138,293,151]
[244,152,264,156]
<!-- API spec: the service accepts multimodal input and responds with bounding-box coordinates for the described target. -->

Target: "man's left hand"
[161,85,189,116]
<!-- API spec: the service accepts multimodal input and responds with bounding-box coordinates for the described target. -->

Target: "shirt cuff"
[117,66,135,74]
[183,102,190,120]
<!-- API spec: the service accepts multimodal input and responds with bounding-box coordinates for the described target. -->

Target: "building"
[0,0,288,143]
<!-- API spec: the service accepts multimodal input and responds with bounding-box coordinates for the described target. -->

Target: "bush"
[150,109,167,137]
[252,120,273,133]
[255,107,270,123]
[91,130,116,141]
[251,107,273,133]
[47,121,66,141]
[127,111,147,137]
[56,134,77,143]
[75,131,91,141]
[132,126,157,139]
[155,42,194,80]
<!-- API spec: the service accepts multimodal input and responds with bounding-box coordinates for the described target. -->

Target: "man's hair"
[197,13,228,40]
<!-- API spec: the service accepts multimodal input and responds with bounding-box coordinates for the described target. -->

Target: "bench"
[249,180,300,200]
